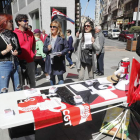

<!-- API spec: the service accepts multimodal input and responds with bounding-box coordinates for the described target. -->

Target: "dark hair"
[67,29,71,34]
[15,14,28,26]
[28,25,32,29]
[0,13,12,33]
[82,20,95,42]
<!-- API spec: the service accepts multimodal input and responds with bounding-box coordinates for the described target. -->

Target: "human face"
[95,27,100,33]
[5,20,13,31]
[50,24,58,35]
[28,26,32,31]
[18,19,28,30]
[84,22,92,33]
[66,31,70,36]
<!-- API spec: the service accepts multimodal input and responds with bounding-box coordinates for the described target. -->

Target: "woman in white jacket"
[73,20,100,81]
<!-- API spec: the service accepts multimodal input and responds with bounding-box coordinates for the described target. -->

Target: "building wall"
[95,0,100,25]
[41,0,75,37]
[11,0,75,37]
[11,0,41,30]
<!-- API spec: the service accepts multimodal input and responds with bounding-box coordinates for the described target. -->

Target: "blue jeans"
[50,74,64,85]
[0,61,21,94]
[66,52,73,66]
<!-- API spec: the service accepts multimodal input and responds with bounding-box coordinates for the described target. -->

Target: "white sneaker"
[46,75,50,81]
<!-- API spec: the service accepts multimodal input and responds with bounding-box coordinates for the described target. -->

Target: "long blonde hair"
[50,21,64,38]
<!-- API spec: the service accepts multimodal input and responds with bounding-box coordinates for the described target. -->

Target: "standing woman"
[0,13,22,93]
[73,20,100,81]
[43,21,68,85]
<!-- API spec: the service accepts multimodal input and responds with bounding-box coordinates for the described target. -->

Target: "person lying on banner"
[73,20,101,81]
[43,21,68,85]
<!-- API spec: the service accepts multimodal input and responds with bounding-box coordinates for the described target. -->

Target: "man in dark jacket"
[66,29,75,69]
[95,26,105,76]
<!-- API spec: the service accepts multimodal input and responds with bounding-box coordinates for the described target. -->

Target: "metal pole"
[136,0,140,26]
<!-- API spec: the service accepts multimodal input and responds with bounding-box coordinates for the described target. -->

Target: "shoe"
[35,73,41,78]
[46,75,50,81]
[96,72,104,76]
[70,64,75,69]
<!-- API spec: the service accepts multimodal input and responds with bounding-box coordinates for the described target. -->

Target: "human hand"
[48,45,52,51]
[12,50,18,56]
[58,54,62,57]
[68,51,71,53]
[76,32,79,38]
[91,37,95,43]
[6,44,13,52]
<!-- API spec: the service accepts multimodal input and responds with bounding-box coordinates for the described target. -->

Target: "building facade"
[95,0,100,26]
[11,0,81,37]
[99,0,139,30]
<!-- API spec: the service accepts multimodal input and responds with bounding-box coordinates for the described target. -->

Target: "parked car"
[102,30,108,37]
[108,29,120,39]
[118,30,134,42]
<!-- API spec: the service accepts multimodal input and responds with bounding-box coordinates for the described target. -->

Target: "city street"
[8,38,140,140]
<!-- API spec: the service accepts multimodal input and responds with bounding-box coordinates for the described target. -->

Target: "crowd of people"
[0,13,105,94]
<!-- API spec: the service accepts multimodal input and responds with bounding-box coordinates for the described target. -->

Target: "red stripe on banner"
[32,99,73,130]
[33,110,63,130]
[61,103,92,127]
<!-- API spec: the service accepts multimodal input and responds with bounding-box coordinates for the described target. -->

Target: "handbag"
[81,49,92,65]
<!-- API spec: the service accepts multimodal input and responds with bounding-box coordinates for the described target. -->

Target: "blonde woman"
[43,21,68,85]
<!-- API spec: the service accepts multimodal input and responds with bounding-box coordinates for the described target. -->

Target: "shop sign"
[124,19,129,25]
[117,19,123,25]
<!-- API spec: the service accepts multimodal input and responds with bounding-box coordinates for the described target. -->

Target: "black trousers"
[34,59,45,73]
[97,53,104,74]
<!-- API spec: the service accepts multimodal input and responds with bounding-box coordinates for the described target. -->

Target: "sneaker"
[70,64,75,69]
[46,75,50,81]
[35,73,41,78]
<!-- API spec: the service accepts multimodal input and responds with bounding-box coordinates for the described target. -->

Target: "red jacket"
[14,28,35,63]
[40,33,48,43]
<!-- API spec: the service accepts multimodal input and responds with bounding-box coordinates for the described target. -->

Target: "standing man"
[40,29,48,43]
[14,14,36,88]
[95,26,105,76]
[66,29,75,69]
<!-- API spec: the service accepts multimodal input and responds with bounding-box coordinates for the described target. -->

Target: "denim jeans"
[50,74,64,85]
[66,52,73,66]
[0,61,21,94]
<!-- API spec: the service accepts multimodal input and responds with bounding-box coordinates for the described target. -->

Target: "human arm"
[0,44,13,56]
[13,33,22,55]
[73,32,81,51]
[43,37,51,54]
[60,38,69,56]
[92,36,101,55]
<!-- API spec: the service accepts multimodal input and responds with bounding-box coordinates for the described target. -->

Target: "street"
[9,38,138,92]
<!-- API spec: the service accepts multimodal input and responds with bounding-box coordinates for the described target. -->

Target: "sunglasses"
[21,20,28,22]
[50,26,57,28]
[84,25,91,28]
[8,20,13,23]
